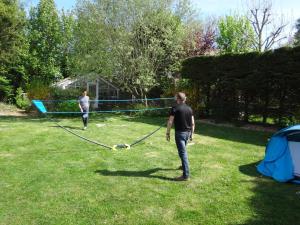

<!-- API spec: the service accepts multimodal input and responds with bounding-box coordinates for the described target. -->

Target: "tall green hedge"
[181,46,300,125]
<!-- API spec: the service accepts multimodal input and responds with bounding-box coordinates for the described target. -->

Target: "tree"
[73,0,187,99]
[60,10,75,78]
[174,0,196,24]
[246,0,287,52]
[294,18,300,46]
[217,15,255,54]
[0,76,13,102]
[183,19,217,57]
[0,0,28,101]
[28,0,62,83]
[114,9,185,99]
[72,0,125,77]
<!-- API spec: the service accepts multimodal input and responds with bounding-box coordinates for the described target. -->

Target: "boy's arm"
[78,100,83,112]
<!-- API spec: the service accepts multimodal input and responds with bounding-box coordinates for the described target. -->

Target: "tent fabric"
[289,141,300,177]
[257,136,294,182]
[257,124,300,184]
[273,125,300,136]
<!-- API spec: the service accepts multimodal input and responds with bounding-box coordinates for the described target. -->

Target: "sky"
[25,0,300,18]
[192,0,300,35]
[25,0,300,35]
[25,0,75,11]
[192,0,300,17]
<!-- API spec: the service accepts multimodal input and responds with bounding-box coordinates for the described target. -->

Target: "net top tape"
[32,100,172,114]
[40,97,175,103]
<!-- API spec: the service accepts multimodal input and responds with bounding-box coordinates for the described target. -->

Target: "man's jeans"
[175,131,190,178]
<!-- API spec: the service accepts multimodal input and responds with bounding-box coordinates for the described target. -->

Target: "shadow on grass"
[238,161,300,225]
[239,161,261,177]
[0,115,61,123]
[119,116,272,147]
[95,167,177,181]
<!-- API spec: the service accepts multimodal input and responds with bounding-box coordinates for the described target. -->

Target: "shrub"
[0,76,13,102]
[44,88,82,115]
[55,101,79,113]
[49,87,81,100]
[15,87,31,110]
[27,80,51,100]
[129,103,169,117]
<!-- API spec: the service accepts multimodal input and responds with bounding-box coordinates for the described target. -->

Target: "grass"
[0,115,300,225]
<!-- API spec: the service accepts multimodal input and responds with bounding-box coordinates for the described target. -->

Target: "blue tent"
[257,125,300,184]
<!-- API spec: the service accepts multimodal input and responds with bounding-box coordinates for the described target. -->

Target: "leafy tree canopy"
[217,15,255,54]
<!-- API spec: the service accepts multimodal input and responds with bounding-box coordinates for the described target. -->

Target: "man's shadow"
[95,168,177,181]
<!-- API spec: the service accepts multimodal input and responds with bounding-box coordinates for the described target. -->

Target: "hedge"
[181,46,300,126]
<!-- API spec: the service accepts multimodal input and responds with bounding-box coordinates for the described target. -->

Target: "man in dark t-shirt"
[166,92,195,181]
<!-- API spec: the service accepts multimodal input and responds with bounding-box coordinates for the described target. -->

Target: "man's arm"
[190,116,195,140]
[166,115,174,141]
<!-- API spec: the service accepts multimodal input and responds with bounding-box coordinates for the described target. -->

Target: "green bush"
[49,87,81,100]
[15,87,31,110]
[55,101,79,113]
[129,103,169,117]
[110,102,168,117]
[27,80,51,100]
[0,76,13,102]
[47,88,83,115]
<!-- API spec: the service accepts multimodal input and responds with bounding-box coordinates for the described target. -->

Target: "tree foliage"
[60,10,75,78]
[0,76,13,101]
[217,15,255,54]
[183,19,216,57]
[72,0,114,76]
[0,0,28,101]
[73,0,186,98]
[28,0,63,83]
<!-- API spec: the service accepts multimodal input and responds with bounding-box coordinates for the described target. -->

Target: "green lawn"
[1,115,300,225]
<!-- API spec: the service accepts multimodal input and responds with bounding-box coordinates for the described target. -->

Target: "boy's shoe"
[83,127,87,130]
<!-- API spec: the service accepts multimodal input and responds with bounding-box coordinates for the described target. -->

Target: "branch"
[264,24,287,50]
[250,9,260,36]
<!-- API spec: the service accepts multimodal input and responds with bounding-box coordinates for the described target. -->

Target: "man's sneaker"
[83,126,87,130]
[174,176,189,181]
